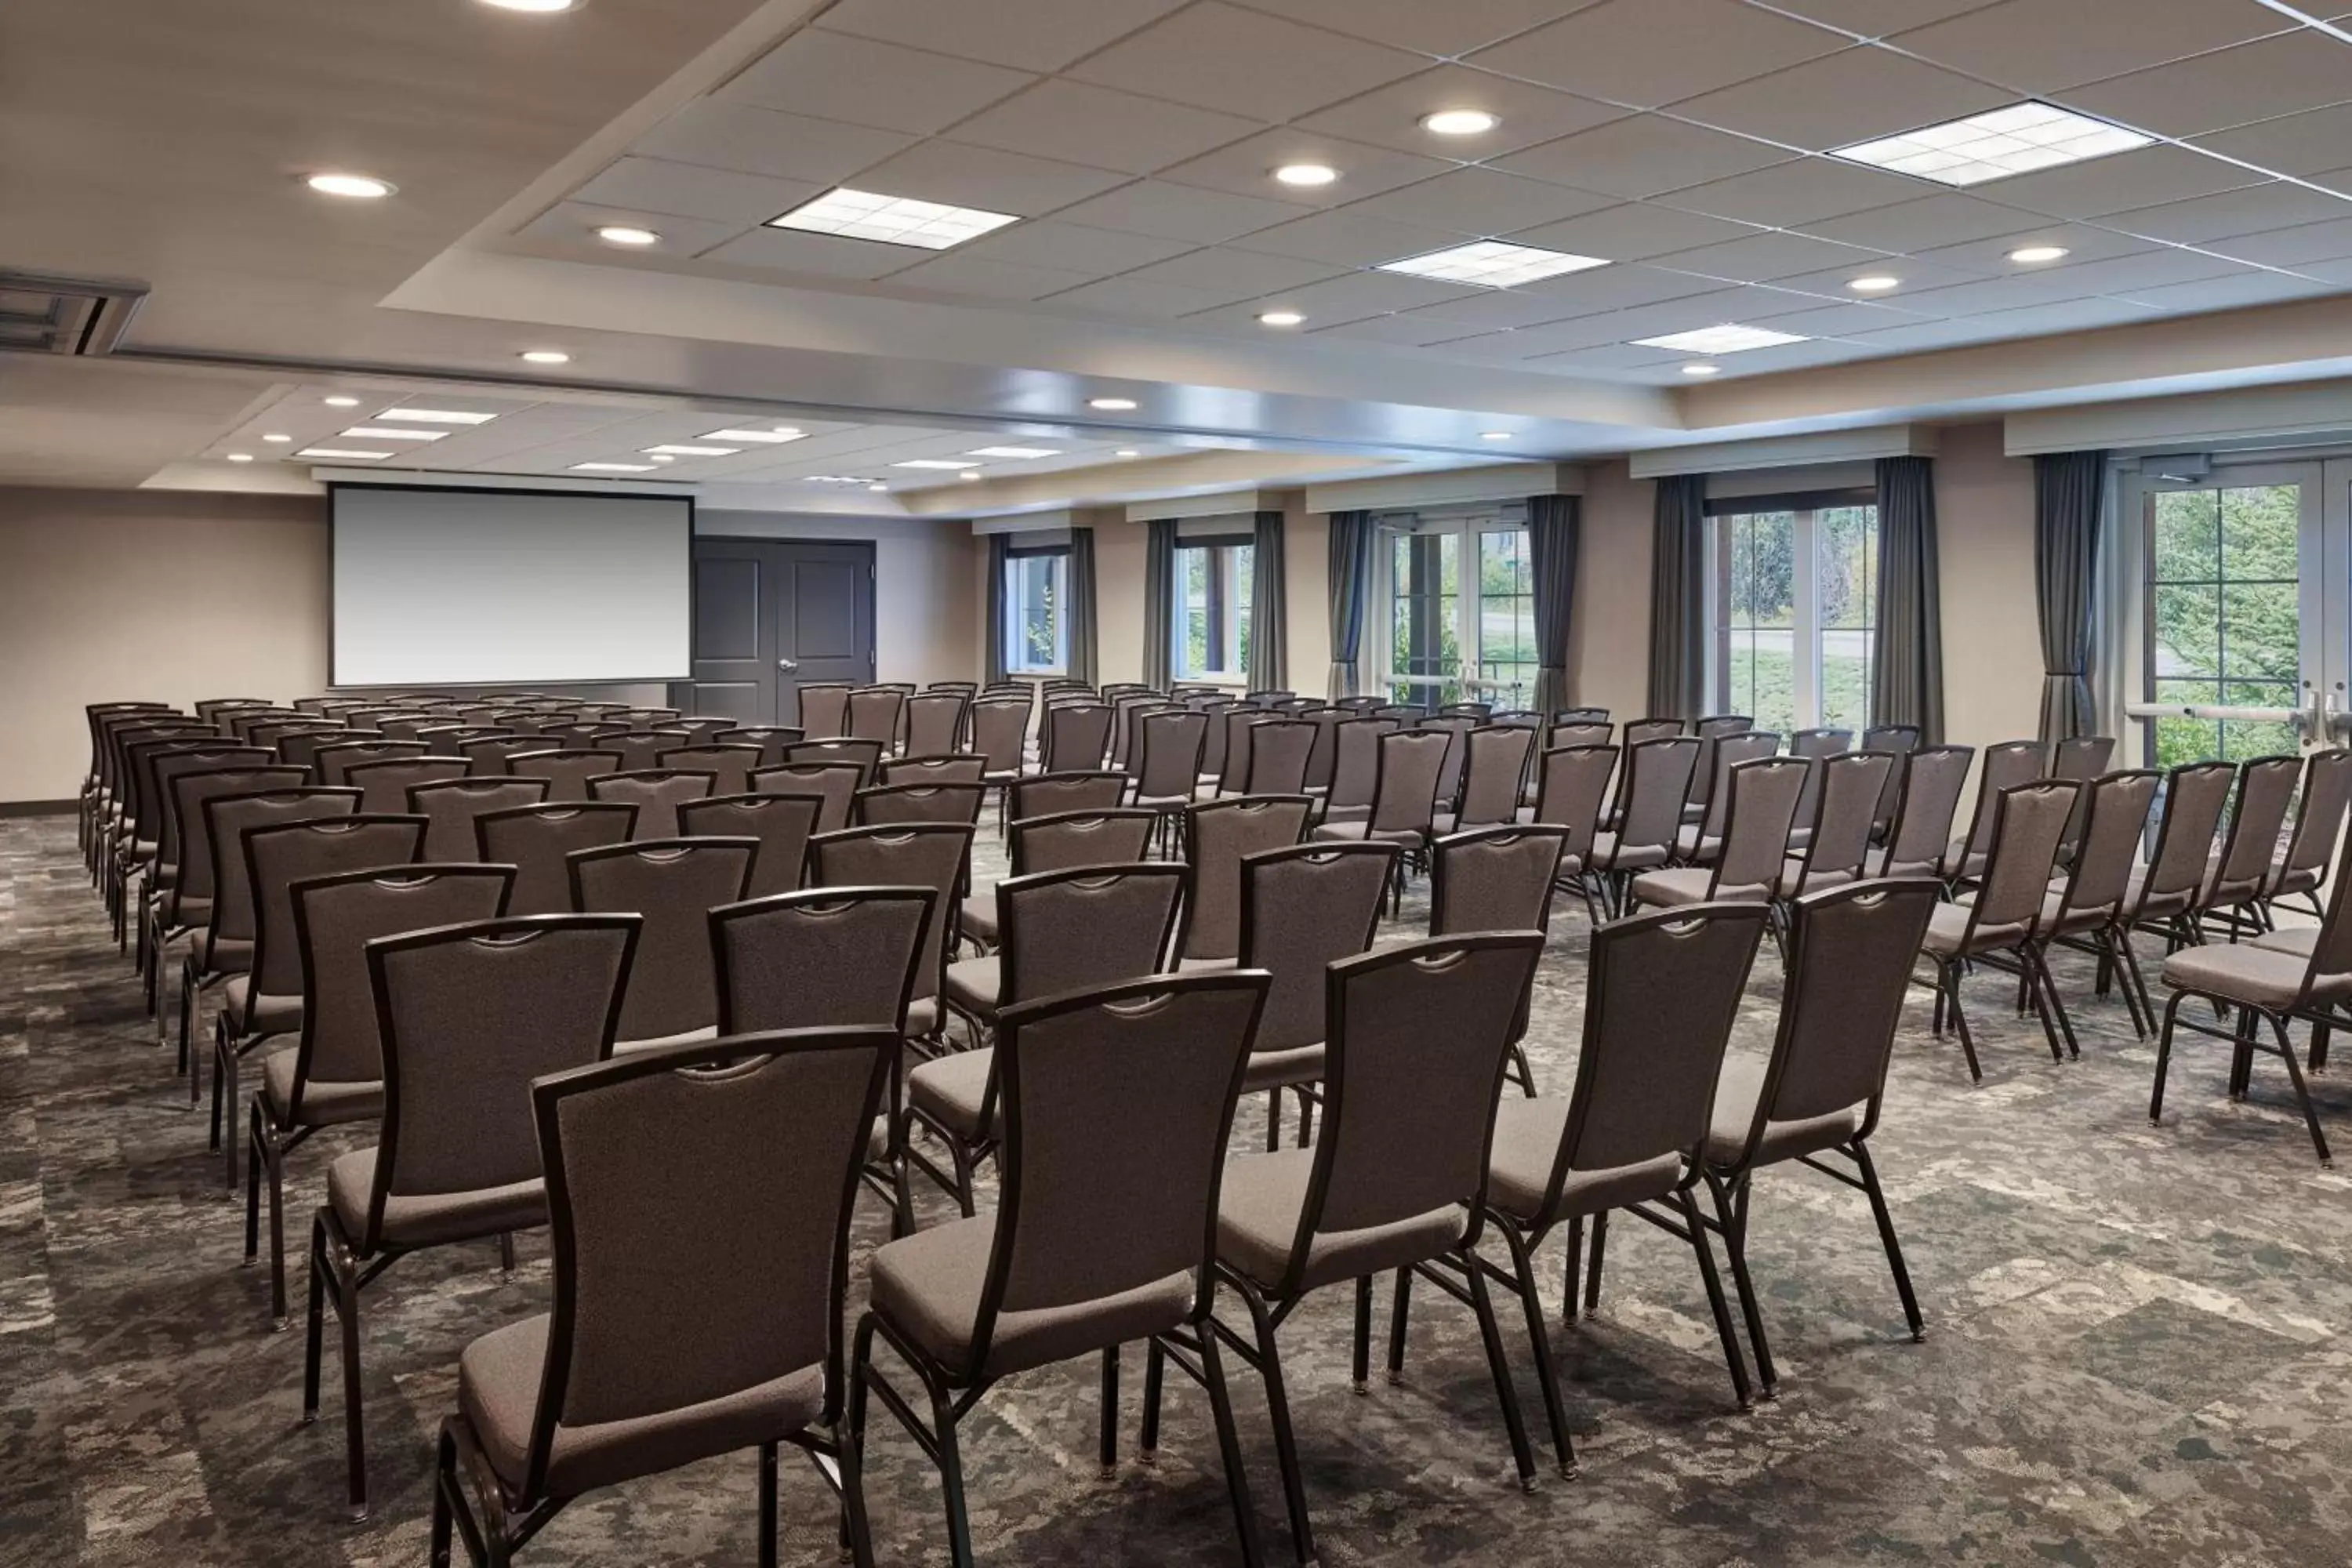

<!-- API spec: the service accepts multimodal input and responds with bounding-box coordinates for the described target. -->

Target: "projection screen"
[330,485,693,688]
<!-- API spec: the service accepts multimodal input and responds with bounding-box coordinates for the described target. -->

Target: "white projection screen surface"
[331,487,692,687]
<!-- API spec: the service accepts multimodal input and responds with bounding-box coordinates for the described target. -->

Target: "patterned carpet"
[5,812,2352,1567]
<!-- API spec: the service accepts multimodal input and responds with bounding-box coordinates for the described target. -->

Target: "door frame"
[673,532,878,722]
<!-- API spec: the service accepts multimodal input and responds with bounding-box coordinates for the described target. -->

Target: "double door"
[679,537,875,726]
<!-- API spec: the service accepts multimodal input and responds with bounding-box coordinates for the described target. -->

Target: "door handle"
[778,659,799,672]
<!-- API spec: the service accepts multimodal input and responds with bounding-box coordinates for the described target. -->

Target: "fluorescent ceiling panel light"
[323,395,361,408]
[306,172,394,198]
[570,461,658,473]
[805,474,874,484]
[868,484,888,492]
[768,187,1018,250]
[298,447,392,459]
[704,426,804,443]
[1378,240,1608,289]
[1258,310,1305,327]
[342,426,448,441]
[1847,274,1901,293]
[1115,449,1141,458]
[521,350,570,364]
[894,459,975,470]
[263,433,293,443]
[960,471,982,481]
[2009,244,2070,263]
[374,408,498,424]
[1833,103,2151,187]
[595,225,660,245]
[1273,163,1338,187]
[642,444,740,457]
[1089,397,1138,411]
[1421,110,1498,136]
[1682,363,1722,376]
[480,0,577,11]
[965,445,1060,459]
[226,453,254,463]
[1479,431,1512,441]
[1632,325,1809,354]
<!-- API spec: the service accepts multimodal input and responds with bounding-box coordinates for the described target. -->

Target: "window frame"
[1370,503,1536,709]
[1001,543,1070,677]
[1704,486,1878,734]
[1170,531,1256,684]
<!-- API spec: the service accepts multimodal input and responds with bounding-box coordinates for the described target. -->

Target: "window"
[2145,481,2303,766]
[1380,508,1534,709]
[1173,536,1254,680]
[1003,548,1067,674]
[1709,493,1878,734]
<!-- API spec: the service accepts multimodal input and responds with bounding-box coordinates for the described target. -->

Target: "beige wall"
[1091,517,1149,686]
[1567,460,1656,722]
[1931,421,2045,750]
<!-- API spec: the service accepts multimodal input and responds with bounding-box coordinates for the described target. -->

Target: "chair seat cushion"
[1704,1054,1863,1169]
[328,1149,546,1250]
[1591,831,1668,871]
[944,956,1000,1018]
[223,975,300,1039]
[958,890,1000,948]
[194,929,253,975]
[1240,1042,1323,1094]
[459,1314,825,1497]
[2252,925,2320,957]
[262,1050,382,1130]
[2161,942,2340,1011]
[2273,863,2324,898]
[1672,828,1723,862]
[1919,901,2018,958]
[909,1049,999,1140]
[1776,858,1855,898]
[1485,1097,1684,1225]
[869,1215,1192,1381]
[1628,867,1715,908]
[1215,1148,1464,1295]
[907,996,939,1038]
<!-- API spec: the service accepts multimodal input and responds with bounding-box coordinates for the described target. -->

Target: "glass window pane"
[2220,581,2299,684]
[2151,489,2220,582]
[2151,584,2221,679]
[2219,485,2299,581]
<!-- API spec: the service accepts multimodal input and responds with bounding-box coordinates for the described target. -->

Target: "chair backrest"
[797,682,852,737]
[1040,703,1114,772]
[1429,826,1568,935]
[1716,880,1942,1168]
[783,738,886,789]
[879,753,989,787]
[851,781,986,828]
[1880,745,1973,877]
[750,761,865,835]
[1007,808,1157,877]
[1182,795,1314,960]
[678,793,820,898]
[117,732,212,838]
[2291,843,2352,1006]
[1452,724,1537,829]
[1787,728,1853,829]
[2274,748,2352,894]
[1962,781,2080,945]
[1551,706,1610,724]
[1007,771,1127,819]
[1243,718,1315,795]
[569,839,757,1042]
[1704,757,1809,898]
[203,788,361,946]
[1368,729,1450,834]
[288,864,514,1097]
[1958,740,2049,859]
[1791,751,1895,892]
[589,769,718,840]
[1417,714,1478,808]
[1214,710,1261,794]
[361,915,641,1252]
[474,803,638,917]
[1239,841,1398,1051]
[1131,710,1209,800]
[401,777,547,862]
[2133,760,2236,920]
[1301,706,1345,790]
[1370,703,1422,724]
[460,735,552,776]
[846,686,906,746]
[906,692,970,760]
[508,749,625,804]
[1109,692,1164,768]
[1529,744,1617,865]
[2051,735,2116,848]
[1000,863,1189,1004]
[1695,731,1782,840]
[1196,699,1238,778]
[1860,724,1922,828]
[343,756,469,815]
[153,747,274,866]
[1610,736,1702,860]
[712,727,806,768]
[807,824,975,1007]
[967,699,1031,777]
[655,745,762,797]
[1546,720,1614,753]
[711,886,933,1033]
[314,740,430,789]
[168,766,308,909]
[2054,770,2160,920]
[1324,717,1399,812]
[242,815,427,998]
[1695,714,1753,738]
[2209,755,2303,909]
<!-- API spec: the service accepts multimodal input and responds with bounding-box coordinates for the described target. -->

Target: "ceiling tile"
[1894,0,2292,94]
[848,141,1131,216]
[2045,249,2250,292]
[1765,0,2005,34]
[1889,270,2107,317]
[1509,261,1734,313]
[1232,209,1474,267]
[1759,256,1999,301]
[955,220,1200,272]
[944,80,1265,177]
[1504,202,1765,260]
[572,158,819,226]
[1909,221,2158,271]
[1966,145,2267,220]
[1336,165,1616,231]
[2192,103,2352,178]
[1493,114,1792,198]
[1514,340,1685,370]
[1796,192,2061,254]
[1259,269,1489,321]
[1294,65,1628,160]
[1235,0,1597,56]
[701,227,924,279]
[1668,45,2013,151]
[1119,246,1348,300]
[1393,289,1591,331]
[1306,313,1497,347]
[1733,298,1933,336]
[1067,2,1425,122]
[885,253,1105,301]
[2293,256,2352,285]
[1049,180,1303,241]
[1156,129,1454,209]
[1463,0,1846,110]
[813,0,1189,71]
[1655,156,1929,224]
[1044,276,1242,318]
[1838,316,2007,350]
[2099,182,2352,245]
[2204,215,2352,267]
[719,31,1036,136]
[1648,230,1895,283]
[2111,271,2341,312]
[2058,34,2352,140]
[632,103,916,184]
[514,201,746,257]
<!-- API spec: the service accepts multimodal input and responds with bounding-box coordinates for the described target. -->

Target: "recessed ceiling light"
[521,349,570,364]
[1421,110,1500,136]
[342,426,447,441]
[1480,431,1512,441]
[1633,325,1809,354]
[263,433,292,443]
[649,455,676,463]
[895,459,975,470]
[1090,397,1138,411]
[967,445,1060,459]
[1257,310,1305,327]
[570,461,657,473]
[1115,449,1141,459]
[226,452,254,463]
[1379,240,1609,289]
[868,483,887,492]
[805,475,875,485]
[595,224,661,247]
[479,0,577,12]
[960,471,982,481]
[374,408,498,424]
[297,447,392,459]
[705,426,805,443]
[2009,244,2071,263]
[1682,363,1722,377]
[643,444,740,457]
[1273,163,1338,187]
[768,187,1018,250]
[1848,274,1902,293]
[306,172,394,199]
[323,395,361,408]
[1834,102,2151,187]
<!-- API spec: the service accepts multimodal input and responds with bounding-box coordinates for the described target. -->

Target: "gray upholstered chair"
[588,769,717,840]
[314,739,430,789]
[1242,720,1316,797]
[1127,710,1210,850]
[507,749,626,804]
[1942,740,2045,881]
[1784,727,1852,836]
[751,760,865,835]
[1918,780,2081,1080]
[1317,717,1399,825]
[305,913,641,1517]
[568,838,757,1051]
[343,756,470,815]
[134,744,273,982]
[460,734,552,777]
[2116,761,2237,1024]
[1436,724,1537,833]
[880,753,989,787]
[2050,734,2115,853]
[408,776,549,862]
[1214,932,1547,1558]
[1235,841,1397,1149]
[1181,796,1314,967]
[2035,769,2160,1044]
[1859,724,1922,837]
[1778,750,1895,900]
[852,781,987,829]
[247,862,514,1322]
[847,685,906,750]
[474,802,637,917]
[180,786,359,1069]
[1631,757,1809,912]
[1429,824,1570,1094]
[904,691,969,759]
[967,697,1031,814]
[797,681,853,738]
[852,970,1274,1568]
[713,725,806,768]
[1039,702,1113,773]
[2199,756,2303,940]
[2265,748,2352,922]
[808,824,975,1050]
[1871,744,1972,877]
[1516,743,1617,920]
[679,792,820,898]
[151,762,305,1036]
[960,805,1156,952]
[1676,730,1780,860]
[654,743,762,797]
[1590,735,1700,915]
[1006,770,1128,821]
[1308,729,1448,910]
[786,738,887,789]
[1299,706,1345,796]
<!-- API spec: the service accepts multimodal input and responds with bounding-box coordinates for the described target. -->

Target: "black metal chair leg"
[1385,1265,1412,1382]
[757,1441,779,1568]
[1352,1276,1373,1393]
[1098,1345,1120,1479]
[1944,963,1982,1081]
[1851,1140,1925,1341]
[2151,990,2184,1123]
[1708,1172,1777,1399]
[1563,1215,1582,1322]
[1583,1210,1608,1315]
[1678,1188,1753,1410]
[1198,1330,1269,1568]
[1460,1249,1539,1490]
[1235,1288,1317,1568]
[2267,1013,2335,1167]
[1140,1338,1166,1460]
[1498,1222,1577,1477]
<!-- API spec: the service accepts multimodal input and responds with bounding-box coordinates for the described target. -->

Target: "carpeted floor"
[6,811,2352,1567]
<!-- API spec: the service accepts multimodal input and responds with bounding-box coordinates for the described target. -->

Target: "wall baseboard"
[1,800,75,818]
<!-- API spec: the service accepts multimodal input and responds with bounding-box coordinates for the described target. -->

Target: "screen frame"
[326,480,698,691]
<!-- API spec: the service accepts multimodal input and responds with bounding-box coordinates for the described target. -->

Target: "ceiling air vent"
[0,270,147,355]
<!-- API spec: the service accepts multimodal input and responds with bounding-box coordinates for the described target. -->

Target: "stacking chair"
[654,742,761,796]
[852,781,986,829]
[1860,724,1922,837]
[1315,717,1398,825]
[305,914,641,1517]
[2034,770,2161,1044]
[1181,797,1315,967]
[1435,724,1537,833]
[1916,780,2081,1080]
[343,755,469,815]
[508,749,625,804]
[1942,740,2045,882]
[966,697,1030,818]
[680,793,820,898]
[547,723,627,753]
[1779,751,1896,900]
[1038,702,1113,773]
[1212,934,1548,1555]
[808,824,974,1049]
[1109,692,1165,770]
[1127,709,1210,851]
[588,768,717,840]
[797,682,853,737]
[1465,903,1769,1479]
[314,739,430,788]
[1308,730,1449,911]
[1553,706,1610,724]
[1193,699,1238,787]
[2118,761,2238,1008]
[1300,707,1344,798]
[128,742,271,963]
[1699,880,1943,1400]
[879,753,988,786]
[180,787,360,1064]
[150,762,306,1030]
[752,760,865,835]
[2265,748,2352,921]
[1685,715,1754,813]
[2200,756,2304,939]
[1871,746,1973,877]
[1429,824,1570,1091]
[1676,731,1780,861]
[1588,736,1700,915]
[786,737,887,788]
[1242,720,1316,796]
[1234,842,1399,1149]
[1629,757,1809,913]
[1544,720,1613,755]
[1370,703,1422,724]
[247,863,514,1322]
[460,734,550,776]
[408,777,549,862]
[569,839,757,1051]
[669,715,740,742]
[715,726,806,768]
[906,691,969,758]
[1007,770,1128,820]
[1518,743,1618,921]
[961,807,1156,953]
[474,802,637,917]
[846,686,906,750]
[915,865,1191,1210]
[2051,735,2116,855]
[1785,728,1852,837]
[853,971,1275,1568]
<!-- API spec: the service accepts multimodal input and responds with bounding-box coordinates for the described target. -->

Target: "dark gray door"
[683,537,875,725]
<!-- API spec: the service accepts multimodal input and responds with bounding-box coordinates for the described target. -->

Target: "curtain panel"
[2033,450,2107,742]
[1870,456,1945,742]
[1067,526,1098,686]
[983,532,1009,685]
[1326,510,1373,699]
[1647,474,1708,720]
[1527,492,1581,714]
[1142,517,1177,691]
[1249,509,1287,691]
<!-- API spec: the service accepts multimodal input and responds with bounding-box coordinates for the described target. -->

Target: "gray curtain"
[984,532,1009,685]
[2034,450,2107,742]
[1527,493,1581,715]
[1249,510,1287,692]
[1067,526,1098,686]
[1142,517,1177,690]
[1871,456,1944,743]
[1647,474,1708,720]
[1326,510,1372,699]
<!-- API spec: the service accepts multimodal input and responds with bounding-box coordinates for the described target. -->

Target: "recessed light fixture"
[341,426,447,441]
[595,224,661,246]
[570,461,657,473]
[1834,102,2151,187]
[521,349,570,364]
[263,433,292,443]
[1090,397,1138,411]
[306,172,394,199]
[705,426,805,444]
[2009,244,2071,263]
[226,452,254,463]
[1273,163,1338,187]
[1480,431,1512,441]
[297,447,392,459]
[966,445,1060,459]
[804,475,875,485]
[868,483,888,492]
[960,471,982,481]
[1115,449,1141,459]
[768,187,1018,250]
[374,408,498,424]
[1379,240,1609,289]
[323,395,361,408]
[1633,325,1809,354]
[1848,274,1902,293]
[895,459,975,470]
[1257,310,1305,327]
[643,444,740,457]
[1421,110,1500,136]
[649,455,676,463]
[1681,363,1722,377]
[479,0,577,12]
